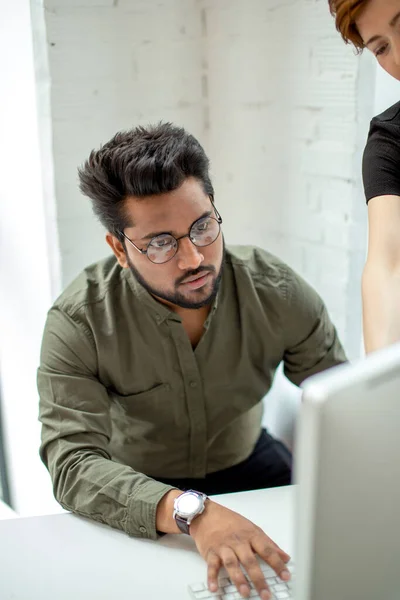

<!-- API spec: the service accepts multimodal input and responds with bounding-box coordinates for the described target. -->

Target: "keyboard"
[188,561,295,599]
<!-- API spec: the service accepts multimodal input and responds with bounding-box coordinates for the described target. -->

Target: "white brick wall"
[37,0,376,358]
[41,0,205,286]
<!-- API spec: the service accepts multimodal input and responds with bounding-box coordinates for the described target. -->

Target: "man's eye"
[195,221,209,232]
[152,237,174,249]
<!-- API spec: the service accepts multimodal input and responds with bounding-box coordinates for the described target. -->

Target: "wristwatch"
[173,489,208,535]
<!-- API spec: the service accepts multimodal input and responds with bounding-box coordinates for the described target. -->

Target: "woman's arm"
[362,194,400,353]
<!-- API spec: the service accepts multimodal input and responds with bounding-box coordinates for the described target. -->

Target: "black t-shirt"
[363,101,400,203]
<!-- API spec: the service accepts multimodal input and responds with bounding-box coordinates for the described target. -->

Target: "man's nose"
[176,237,204,271]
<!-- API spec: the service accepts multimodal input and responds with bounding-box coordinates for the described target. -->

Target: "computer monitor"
[294,342,400,600]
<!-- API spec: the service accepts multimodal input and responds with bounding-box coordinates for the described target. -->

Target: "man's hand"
[190,500,291,600]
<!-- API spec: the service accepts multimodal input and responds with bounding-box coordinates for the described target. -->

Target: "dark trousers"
[155,429,292,496]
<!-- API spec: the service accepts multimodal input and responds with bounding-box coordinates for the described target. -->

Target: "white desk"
[0,485,294,600]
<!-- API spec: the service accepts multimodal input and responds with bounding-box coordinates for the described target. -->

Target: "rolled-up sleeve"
[38,307,175,540]
[281,267,347,386]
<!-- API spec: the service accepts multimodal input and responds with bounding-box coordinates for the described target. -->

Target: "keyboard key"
[275,593,290,599]
[190,583,206,593]
[273,583,288,592]
[260,565,276,577]
[192,589,220,599]
[223,585,237,593]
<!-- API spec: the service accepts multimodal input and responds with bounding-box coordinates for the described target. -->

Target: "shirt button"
[155,315,162,323]
[189,381,197,388]
[139,526,147,534]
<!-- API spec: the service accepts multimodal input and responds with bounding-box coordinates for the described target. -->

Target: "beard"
[127,244,225,310]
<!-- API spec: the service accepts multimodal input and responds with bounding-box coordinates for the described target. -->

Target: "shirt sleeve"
[362,102,400,203]
[38,306,175,540]
[281,267,347,386]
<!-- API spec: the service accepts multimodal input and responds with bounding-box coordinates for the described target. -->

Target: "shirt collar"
[122,269,174,324]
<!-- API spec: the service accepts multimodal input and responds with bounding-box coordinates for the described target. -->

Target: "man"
[38,122,346,599]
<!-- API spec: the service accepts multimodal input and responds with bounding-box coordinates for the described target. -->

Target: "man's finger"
[252,533,291,562]
[206,550,222,592]
[236,547,272,600]
[219,546,251,598]
[257,535,290,560]
[251,538,291,582]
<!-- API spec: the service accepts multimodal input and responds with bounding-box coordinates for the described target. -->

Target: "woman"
[329,0,400,353]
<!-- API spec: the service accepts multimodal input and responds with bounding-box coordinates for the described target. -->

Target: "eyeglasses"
[120,204,223,265]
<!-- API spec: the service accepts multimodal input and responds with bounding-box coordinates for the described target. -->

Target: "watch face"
[177,493,201,517]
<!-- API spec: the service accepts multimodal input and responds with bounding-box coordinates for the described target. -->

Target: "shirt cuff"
[125,479,176,540]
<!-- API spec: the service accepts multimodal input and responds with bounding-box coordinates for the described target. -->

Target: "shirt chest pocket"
[109,383,182,430]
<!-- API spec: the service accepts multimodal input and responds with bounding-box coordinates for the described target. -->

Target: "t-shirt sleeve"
[362,101,400,203]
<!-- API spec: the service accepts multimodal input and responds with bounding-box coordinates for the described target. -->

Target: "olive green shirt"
[38,246,346,540]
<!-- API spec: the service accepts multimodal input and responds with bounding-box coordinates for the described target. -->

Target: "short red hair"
[328,0,369,51]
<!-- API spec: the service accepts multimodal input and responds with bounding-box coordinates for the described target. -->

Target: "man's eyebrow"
[365,11,400,47]
[140,210,212,241]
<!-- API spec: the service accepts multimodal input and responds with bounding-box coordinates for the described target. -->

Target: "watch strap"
[175,514,191,535]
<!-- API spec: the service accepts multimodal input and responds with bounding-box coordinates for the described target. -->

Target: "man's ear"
[106,233,129,268]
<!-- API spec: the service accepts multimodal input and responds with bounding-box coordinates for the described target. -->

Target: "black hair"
[78,122,214,239]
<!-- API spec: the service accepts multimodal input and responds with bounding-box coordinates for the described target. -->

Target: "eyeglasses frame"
[119,199,223,265]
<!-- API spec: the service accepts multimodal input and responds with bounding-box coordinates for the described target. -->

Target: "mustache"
[176,265,215,286]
